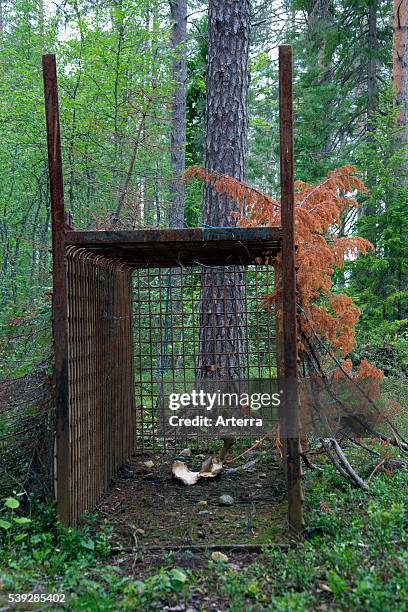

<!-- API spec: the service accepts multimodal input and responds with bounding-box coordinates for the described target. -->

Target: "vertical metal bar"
[67,252,76,522]
[126,269,135,461]
[135,270,143,450]
[98,261,104,494]
[108,265,114,481]
[243,267,250,383]
[92,260,98,507]
[152,271,156,448]
[124,271,129,463]
[73,254,80,524]
[88,258,94,513]
[279,44,304,535]
[265,264,274,379]
[119,267,123,465]
[102,265,109,490]
[112,266,116,468]
[42,54,71,524]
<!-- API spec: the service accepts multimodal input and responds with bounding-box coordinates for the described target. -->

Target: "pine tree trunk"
[167,2,187,373]
[169,0,187,228]
[392,0,407,318]
[198,0,251,381]
[203,0,250,223]
[363,0,378,243]
[367,0,378,125]
[393,0,408,166]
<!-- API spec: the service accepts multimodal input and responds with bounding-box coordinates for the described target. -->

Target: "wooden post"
[279,45,304,535]
[42,54,70,524]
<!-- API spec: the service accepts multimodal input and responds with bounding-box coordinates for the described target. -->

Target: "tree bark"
[203,0,250,224]
[367,0,378,126]
[198,0,251,381]
[165,2,188,381]
[169,0,187,228]
[362,0,378,242]
[392,0,408,319]
[393,0,408,165]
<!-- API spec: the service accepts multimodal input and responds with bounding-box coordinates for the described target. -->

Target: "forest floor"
[96,448,287,550]
[0,445,407,611]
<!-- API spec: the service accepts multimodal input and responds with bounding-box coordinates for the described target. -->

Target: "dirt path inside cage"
[96,448,288,549]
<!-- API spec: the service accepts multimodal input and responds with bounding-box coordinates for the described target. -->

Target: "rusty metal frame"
[43,54,70,523]
[43,55,136,524]
[43,47,303,533]
[279,45,304,533]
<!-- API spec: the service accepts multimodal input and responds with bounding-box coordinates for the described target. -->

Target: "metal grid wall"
[133,264,276,451]
[65,247,136,524]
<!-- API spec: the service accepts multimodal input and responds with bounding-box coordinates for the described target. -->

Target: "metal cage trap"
[43,47,303,534]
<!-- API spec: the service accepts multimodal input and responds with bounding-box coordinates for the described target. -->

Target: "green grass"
[0,453,407,610]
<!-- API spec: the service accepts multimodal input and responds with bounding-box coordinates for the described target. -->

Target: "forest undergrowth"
[0,447,407,611]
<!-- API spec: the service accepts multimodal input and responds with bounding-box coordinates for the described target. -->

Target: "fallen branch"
[321,438,351,481]
[301,452,323,471]
[329,437,369,489]
[344,435,381,457]
[367,458,390,483]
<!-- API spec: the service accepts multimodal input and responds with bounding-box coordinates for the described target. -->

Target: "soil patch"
[95,447,288,551]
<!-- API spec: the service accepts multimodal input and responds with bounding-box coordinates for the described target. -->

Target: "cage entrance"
[94,262,288,549]
[133,264,277,453]
[62,235,284,526]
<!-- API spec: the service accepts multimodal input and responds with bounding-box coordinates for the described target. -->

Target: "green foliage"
[186,15,207,168]
[0,302,52,377]
[351,89,408,332]
[0,458,406,610]
[0,496,31,548]
[131,568,191,606]
[185,14,207,226]
[0,496,111,567]
[0,494,193,610]
[0,0,176,311]
[202,465,407,611]
[0,0,404,347]
[293,59,351,182]
[352,322,408,377]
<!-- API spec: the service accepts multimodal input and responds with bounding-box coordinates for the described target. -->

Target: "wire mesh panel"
[133,264,276,451]
[65,247,136,524]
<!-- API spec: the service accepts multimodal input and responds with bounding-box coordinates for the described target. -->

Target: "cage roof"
[65,227,282,268]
